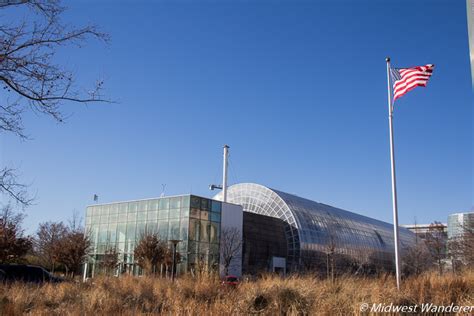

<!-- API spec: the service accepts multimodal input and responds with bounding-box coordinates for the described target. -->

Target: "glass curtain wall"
[85,195,221,277]
[215,183,415,272]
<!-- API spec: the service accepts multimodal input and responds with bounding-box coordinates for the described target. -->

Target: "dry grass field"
[0,270,472,315]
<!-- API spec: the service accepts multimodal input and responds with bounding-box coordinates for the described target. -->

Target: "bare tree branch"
[0,167,33,205]
[220,227,242,276]
[424,221,447,275]
[0,0,110,206]
[134,232,168,276]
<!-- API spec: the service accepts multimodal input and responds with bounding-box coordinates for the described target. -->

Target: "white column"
[222,145,229,202]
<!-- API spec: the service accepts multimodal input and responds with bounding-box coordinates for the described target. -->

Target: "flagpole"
[386,57,401,290]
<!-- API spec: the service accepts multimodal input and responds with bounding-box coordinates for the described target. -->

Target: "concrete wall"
[219,202,243,277]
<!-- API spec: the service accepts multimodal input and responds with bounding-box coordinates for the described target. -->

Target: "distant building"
[401,223,447,241]
[447,211,474,266]
[447,212,474,239]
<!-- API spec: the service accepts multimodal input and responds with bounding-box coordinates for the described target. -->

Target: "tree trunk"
[331,255,335,283]
[326,254,330,279]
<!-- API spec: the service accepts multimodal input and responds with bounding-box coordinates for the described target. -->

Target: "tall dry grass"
[0,270,472,315]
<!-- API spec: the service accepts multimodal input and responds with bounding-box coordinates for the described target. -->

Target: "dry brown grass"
[0,270,472,315]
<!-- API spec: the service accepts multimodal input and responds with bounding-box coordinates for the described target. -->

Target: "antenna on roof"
[160,184,166,197]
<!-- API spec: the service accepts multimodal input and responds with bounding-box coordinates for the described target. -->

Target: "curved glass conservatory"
[215,183,415,272]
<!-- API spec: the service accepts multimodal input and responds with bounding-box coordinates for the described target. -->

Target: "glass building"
[84,195,226,277]
[448,212,474,239]
[214,183,415,272]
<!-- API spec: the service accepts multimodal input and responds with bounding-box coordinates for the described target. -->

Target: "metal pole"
[171,243,176,282]
[222,145,229,202]
[386,57,401,290]
[82,262,88,282]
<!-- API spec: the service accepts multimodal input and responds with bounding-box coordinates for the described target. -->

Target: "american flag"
[390,64,434,102]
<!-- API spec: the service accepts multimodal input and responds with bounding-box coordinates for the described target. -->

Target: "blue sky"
[1,0,472,233]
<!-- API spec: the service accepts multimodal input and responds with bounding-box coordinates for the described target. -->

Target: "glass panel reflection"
[86,194,221,277]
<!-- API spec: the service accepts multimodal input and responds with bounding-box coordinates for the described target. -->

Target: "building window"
[190,208,200,219]
[128,202,138,213]
[118,203,128,214]
[181,196,190,209]
[180,218,189,240]
[148,200,159,211]
[181,207,189,218]
[127,212,137,222]
[169,208,180,219]
[169,219,180,240]
[137,212,147,222]
[158,221,168,239]
[126,222,136,241]
[159,209,169,220]
[201,199,210,211]
[211,201,221,213]
[190,196,200,209]
[117,223,126,243]
[200,210,209,221]
[118,212,127,223]
[159,198,169,210]
[200,221,210,242]
[136,222,147,239]
[109,213,118,223]
[210,212,221,222]
[147,211,158,221]
[189,219,199,241]
[210,222,220,243]
[170,197,181,209]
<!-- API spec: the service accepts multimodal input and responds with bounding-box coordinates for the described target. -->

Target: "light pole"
[169,239,181,282]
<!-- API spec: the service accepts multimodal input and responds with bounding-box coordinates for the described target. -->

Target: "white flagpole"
[386,57,401,290]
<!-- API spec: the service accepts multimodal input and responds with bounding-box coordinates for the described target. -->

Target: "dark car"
[0,264,63,284]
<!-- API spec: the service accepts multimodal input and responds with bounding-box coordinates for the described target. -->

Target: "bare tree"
[402,240,433,276]
[323,220,340,282]
[448,222,474,270]
[220,227,242,276]
[34,214,89,278]
[0,203,32,263]
[162,246,181,279]
[57,226,90,278]
[460,226,474,266]
[0,0,109,205]
[190,252,210,278]
[35,221,68,273]
[447,238,464,274]
[300,250,327,276]
[134,232,167,275]
[325,233,337,281]
[424,221,447,275]
[101,246,120,276]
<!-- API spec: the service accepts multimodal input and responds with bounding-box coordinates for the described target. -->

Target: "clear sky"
[1,0,472,234]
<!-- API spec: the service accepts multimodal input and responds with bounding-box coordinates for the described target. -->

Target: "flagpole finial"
[386,57,390,62]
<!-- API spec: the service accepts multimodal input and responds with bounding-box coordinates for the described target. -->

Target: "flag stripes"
[391,64,434,102]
